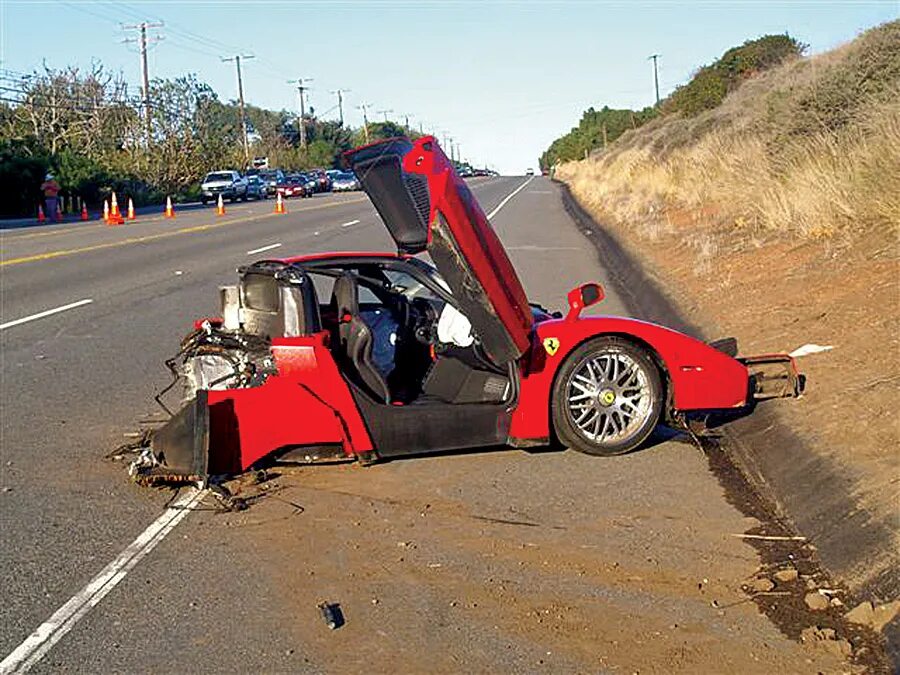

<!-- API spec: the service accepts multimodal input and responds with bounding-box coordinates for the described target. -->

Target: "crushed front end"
[129,263,368,485]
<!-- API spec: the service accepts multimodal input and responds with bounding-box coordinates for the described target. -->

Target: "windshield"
[334,172,355,181]
[205,172,233,182]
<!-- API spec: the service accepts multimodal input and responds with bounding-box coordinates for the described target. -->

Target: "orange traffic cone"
[37,205,46,223]
[274,192,286,214]
[103,200,110,223]
[81,204,89,221]
[127,197,136,220]
[108,192,124,225]
[216,193,225,216]
[55,203,63,222]
[164,196,175,218]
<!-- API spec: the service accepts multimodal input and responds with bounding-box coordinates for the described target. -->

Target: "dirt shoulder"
[558,181,899,652]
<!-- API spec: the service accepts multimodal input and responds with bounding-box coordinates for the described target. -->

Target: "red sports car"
[141,137,803,483]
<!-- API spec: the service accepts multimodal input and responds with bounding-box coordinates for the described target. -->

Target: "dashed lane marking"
[0,298,93,331]
[246,242,283,255]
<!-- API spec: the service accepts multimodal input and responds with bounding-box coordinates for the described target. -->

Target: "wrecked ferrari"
[133,137,804,484]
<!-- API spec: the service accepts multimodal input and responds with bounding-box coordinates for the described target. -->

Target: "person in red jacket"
[40,172,60,219]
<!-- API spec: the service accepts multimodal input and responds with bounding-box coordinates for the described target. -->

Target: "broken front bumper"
[741,355,805,400]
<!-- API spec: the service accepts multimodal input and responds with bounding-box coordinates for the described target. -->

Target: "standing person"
[40,172,60,219]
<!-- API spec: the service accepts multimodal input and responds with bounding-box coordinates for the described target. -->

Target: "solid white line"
[246,242,282,255]
[486,176,535,220]
[0,299,93,331]
[340,219,360,228]
[0,488,206,675]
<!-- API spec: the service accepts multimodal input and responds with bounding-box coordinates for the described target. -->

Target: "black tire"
[201,198,208,205]
[551,336,663,456]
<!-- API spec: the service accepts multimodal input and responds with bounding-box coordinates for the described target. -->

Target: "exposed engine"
[156,321,276,413]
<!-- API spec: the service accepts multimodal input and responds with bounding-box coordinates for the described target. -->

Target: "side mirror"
[566,282,604,321]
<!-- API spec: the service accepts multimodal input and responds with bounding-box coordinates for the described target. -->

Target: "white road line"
[486,176,534,220]
[246,242,282,255]
[0,488,206,675]
[340,219,360,228]
[0,299,93,331]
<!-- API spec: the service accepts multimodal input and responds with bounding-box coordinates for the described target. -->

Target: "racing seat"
[331,273,392,404]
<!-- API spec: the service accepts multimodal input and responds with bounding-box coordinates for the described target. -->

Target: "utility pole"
[403,113,411,133]
[418,121,424,135]
[377,108,393,123]
[648,54,661,107]
[223,54,255,166]
[122,21,163,145]
[330,88,349,126]
[288,77,313,149]
[357,103,372,143]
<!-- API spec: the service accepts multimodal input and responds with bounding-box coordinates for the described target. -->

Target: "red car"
[275,174,307,199]
[141,137,803,483]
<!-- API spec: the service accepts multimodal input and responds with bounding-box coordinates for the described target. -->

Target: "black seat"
[331,273,391,404]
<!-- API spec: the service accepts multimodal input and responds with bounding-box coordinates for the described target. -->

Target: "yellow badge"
[543,337,560,356]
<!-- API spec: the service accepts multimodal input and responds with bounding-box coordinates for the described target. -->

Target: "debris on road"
[317,602,344,630]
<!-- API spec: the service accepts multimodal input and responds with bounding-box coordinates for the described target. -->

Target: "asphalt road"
[0,178,844,673]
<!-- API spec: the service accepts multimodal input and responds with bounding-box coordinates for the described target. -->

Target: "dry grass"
[557,21,900,241]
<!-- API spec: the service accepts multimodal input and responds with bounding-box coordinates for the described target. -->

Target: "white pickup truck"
[200,171,249,204]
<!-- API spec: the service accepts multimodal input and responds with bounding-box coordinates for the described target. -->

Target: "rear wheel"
[552,336,662,456]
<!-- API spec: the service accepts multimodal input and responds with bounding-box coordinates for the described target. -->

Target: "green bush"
[0,140,49,217]
[666,34,806,116]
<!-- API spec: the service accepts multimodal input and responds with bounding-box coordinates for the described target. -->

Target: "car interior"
[226,259,517,455]
[232,260,513,409]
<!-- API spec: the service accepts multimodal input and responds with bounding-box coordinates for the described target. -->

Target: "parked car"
[331,171,361,192]
[300,172,318,196]
[135,136,804,484]
[245,175,269,200]
[257,169,285,195]
[201,171,248,204]
[276,174,307,199]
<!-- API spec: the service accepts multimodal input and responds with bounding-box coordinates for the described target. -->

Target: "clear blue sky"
[2,1,897,173]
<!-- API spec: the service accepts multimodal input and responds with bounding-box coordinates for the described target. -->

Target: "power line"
[377,108,393,123]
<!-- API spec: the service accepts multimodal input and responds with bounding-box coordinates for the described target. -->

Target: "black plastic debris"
[317,602,344,630]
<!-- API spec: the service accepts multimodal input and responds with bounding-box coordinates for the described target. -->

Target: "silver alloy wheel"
[565,349,653,443]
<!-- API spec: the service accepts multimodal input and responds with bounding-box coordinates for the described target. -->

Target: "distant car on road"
[277,174,307,199]
[331,171,360,192]
[525,168,535,176]
[201,171,248,204]
[256,169,284,195]
[245,175,269,200]
[300,173,319,196]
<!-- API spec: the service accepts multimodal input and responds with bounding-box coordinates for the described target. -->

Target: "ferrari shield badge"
[543,337,560,356]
